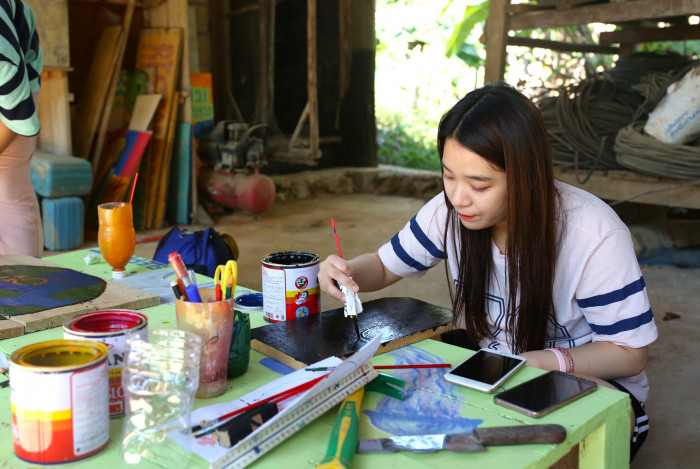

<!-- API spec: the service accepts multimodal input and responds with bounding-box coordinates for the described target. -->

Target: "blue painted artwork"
[364,345,483,435]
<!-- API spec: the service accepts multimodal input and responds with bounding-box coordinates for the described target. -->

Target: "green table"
[0,249,630,468]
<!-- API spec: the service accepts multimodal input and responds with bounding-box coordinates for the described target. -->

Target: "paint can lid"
[235,293,263,312]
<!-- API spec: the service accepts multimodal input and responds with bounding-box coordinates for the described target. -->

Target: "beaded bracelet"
[546,348,567,372]
[556,346,575,373]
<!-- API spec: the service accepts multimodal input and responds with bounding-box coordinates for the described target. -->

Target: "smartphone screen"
[444,349,526,392]
[494,371,598,417]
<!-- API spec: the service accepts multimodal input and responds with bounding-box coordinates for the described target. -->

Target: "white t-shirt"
[378,181,658,402]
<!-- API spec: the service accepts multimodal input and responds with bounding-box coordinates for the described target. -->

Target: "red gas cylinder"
[199,168,276,215]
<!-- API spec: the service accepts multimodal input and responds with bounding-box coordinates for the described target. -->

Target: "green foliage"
[376,109,440,172]
[445,1,488,62]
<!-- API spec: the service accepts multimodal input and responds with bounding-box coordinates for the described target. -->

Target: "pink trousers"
[0,93,43,257]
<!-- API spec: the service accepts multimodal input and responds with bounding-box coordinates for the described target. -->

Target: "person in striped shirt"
[0,0,43,257]
[319,83,657,460]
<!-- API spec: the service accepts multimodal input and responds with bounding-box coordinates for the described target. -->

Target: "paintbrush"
[331,218,361,340]
[192,372,330,437]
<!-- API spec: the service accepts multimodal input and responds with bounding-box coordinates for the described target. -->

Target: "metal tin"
[63,309,148,416]
[261,251,320,322]
[10,340,110,464]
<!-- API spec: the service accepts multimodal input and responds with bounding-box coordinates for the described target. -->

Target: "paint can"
[261,251,320,322]
[10,340,110,464]
[63,309,148,416]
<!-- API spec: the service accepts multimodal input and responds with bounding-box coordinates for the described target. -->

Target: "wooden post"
[258,0,269,124]
[37,68,73,156]
[307,0,320,159]
[484,0,509,84]
[340,0,376,167]
[337,0,352,128]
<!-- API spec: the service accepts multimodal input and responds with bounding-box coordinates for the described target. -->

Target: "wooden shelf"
[555,169,700,209]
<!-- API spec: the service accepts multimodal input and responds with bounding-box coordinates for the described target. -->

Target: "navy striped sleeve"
[409,216,445,259]
[390,234,429,271]
[588,308,655,335]
[577,277,646,308]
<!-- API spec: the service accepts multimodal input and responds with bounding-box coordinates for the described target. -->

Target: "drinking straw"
[129,172,139,204]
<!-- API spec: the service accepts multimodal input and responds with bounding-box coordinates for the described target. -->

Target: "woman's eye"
[472,186,488,192]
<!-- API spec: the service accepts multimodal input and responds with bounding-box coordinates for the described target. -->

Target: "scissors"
[214,261,238,300]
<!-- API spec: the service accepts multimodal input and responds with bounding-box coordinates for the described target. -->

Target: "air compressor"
[197,121,276,216]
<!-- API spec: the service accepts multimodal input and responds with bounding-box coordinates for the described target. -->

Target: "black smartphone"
[494,371,598,418]
[444,348,527,393]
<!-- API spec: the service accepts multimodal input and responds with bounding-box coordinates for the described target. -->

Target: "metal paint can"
[63,309,148,416]
[10,340,110,464]
[261,251,320,322]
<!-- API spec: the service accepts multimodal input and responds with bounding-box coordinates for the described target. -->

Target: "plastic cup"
[175,288,234,398]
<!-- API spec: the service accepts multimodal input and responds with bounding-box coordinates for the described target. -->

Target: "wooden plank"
[506,36,620,54]
[134,28,183,228]
[71,26,122,160]
[37,68,73,156]
[250,297,454,370]
[153,92,181,228]
[555,168,700,209]
[24,0,70,68]
[600,23,700,44]
[485,0,509,85]
[0,255,159,339]
[307,0,320,159]
[128,93,162,132]
[90,0,137,174]
[509,0,700,31]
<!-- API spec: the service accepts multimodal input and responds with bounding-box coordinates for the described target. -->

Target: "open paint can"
[261,251,320,322]
[63,309,148,416]
[10,340,110,464]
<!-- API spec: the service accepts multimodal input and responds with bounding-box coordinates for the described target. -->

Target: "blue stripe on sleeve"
[409,216,445,259]
[390,234,429,271]
[577,277,646,308]
[589,308,654,335]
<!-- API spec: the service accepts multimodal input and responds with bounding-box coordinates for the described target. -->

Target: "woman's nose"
[451,183,472,207]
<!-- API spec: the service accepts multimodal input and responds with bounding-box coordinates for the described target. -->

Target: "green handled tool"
[315,387,365,469]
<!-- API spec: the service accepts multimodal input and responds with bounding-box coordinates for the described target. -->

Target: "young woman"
[318,83,657,460]
[0,0,43,257]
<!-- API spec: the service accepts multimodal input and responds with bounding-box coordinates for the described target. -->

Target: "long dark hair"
[438,83,559,354]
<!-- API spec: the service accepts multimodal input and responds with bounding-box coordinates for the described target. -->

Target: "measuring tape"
[213,363,378,469]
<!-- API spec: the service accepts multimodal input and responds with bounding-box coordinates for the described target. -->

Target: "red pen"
[169,252,190,301]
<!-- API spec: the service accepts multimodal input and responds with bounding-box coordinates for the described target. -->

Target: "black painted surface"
[251,297,455,365]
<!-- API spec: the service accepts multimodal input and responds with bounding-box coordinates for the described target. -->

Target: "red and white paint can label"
[10,340,110,464]
[261,251,320,322]
[63,309,148,417]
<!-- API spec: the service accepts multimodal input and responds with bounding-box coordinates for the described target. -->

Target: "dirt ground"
[125,191,698,467]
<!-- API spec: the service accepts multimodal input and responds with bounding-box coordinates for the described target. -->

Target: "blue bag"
[153,227,236,278]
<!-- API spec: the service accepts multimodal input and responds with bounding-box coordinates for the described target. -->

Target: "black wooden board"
[250,297,455,369]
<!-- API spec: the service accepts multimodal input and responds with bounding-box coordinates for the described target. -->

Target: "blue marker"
[185,283,202,303]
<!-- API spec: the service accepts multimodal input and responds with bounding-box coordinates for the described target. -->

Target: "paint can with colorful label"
[10,340,110,464]
[261,251,320,322]
[63,309,148,416]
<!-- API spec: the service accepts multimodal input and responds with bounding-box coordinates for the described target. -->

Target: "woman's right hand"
[318,254,359,302]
